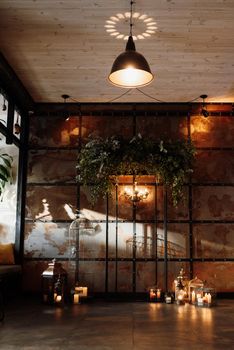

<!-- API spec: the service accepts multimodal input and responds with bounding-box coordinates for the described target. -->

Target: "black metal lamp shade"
[108,36,154,88]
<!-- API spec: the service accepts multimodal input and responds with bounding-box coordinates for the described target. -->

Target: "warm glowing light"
[117,13,125,19]
[144,18,153,22]
[124,182,149,202]
[105,12,157,41]
[110,16,119,21]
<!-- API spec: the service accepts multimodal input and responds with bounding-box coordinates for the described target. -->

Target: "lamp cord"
[129,1,134,36]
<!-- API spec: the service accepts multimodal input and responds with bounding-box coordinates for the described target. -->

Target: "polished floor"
[0,297,234,350]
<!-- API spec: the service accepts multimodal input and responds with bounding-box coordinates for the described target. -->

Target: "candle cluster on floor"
[149,268,216,308]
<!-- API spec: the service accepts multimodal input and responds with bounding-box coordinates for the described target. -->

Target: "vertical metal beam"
[115,184,118,292]
[132,198,137,293]
[75,108,82,282]
[154,177,158,285]
[163,186,168,291]
[105,194,109,293]
[6,99,14,144]
[15,111,29,264]
[187,111,193,279]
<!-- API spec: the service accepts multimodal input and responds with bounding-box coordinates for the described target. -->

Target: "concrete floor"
[0,297,234,350]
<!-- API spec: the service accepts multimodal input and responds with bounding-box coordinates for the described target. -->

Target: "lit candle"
[83,287,88,297]
[178,295,183,301]
[165,296,172,304]
[207,293,212,305]
[74,294,80,304]
[157,289,161,299]
[191,291,196,304]
[197,293,202,299]
[54,293,57,301]
[56,295,62,303]
[197,297,203,306]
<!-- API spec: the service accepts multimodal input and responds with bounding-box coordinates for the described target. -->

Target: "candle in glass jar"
[74,294,79,304]
[207,293,212,305]
[56,295,62,303]
[191,291,196,303]
[157,289,161,299]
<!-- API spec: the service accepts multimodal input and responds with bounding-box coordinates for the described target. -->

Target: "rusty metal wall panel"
[81,115,133,140]
[79,261,105,292]
[157,224,189,258]
[136,116,188,140]
[26,186,77,221]
[108,262,116,292]
[136,262,156,292]
[193,224,234,258]
[28,150,77,183]
[23,260,71,292]
[193,262,234,292]
[79,222,106,259]
[193,186,234,220]
[191,116,234,147]
[24,222,70,259]
[29,116,79,147]
[167,186,189,220]
[193,151,234,183]
[117,262,132,292]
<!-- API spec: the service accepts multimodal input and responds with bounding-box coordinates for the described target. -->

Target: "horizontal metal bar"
[24,257,234,262]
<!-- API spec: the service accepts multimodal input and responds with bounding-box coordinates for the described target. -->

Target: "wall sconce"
[61,94,70,121]
[200,94,209,118]
[124,181,149,203]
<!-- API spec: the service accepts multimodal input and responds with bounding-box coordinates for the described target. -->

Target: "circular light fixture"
[105,12,157,41]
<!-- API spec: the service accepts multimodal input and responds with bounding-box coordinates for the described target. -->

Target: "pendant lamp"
[108,1,154,88]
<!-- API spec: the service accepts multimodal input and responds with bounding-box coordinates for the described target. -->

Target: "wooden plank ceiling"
[0,0,233,103]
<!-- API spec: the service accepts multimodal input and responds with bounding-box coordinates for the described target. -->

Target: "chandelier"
[124,181,149,203]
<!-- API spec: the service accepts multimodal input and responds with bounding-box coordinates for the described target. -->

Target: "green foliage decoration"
[76,134,196,206]
[0,153,13,199]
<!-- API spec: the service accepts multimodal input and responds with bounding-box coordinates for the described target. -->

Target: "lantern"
[41,259,67,305]
[188,276,204,304]
[194,286,216,307]
[174,267,189,302]
[164,291,174,304]
[149,287,162,302]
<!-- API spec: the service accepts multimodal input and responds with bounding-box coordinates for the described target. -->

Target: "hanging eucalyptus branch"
[76,134,196,206]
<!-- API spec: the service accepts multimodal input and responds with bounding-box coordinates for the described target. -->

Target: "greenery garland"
[76,134,196,206]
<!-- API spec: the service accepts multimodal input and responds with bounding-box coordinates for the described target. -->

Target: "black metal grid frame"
[25,104,234,293]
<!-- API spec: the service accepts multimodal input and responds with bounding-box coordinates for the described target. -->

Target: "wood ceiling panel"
[0,0,233,102]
